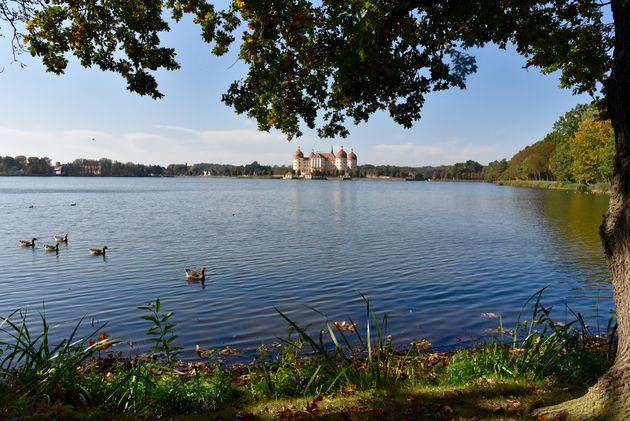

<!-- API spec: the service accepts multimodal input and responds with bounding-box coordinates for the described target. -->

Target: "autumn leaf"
[411,339,432,350]
[342,384,357,394]
[220,346,243,356]
[333,320,356,332]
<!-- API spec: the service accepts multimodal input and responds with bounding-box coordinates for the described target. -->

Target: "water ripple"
[0,177,613,358]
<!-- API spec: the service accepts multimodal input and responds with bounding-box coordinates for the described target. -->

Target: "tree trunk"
[534,1,630,419]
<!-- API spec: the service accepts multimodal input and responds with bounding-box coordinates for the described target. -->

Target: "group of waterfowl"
[28,202,76,209]
[19,233,204,281]
[18,234,108,256]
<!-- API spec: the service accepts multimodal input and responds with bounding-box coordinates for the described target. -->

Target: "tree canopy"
[487,103,615,184]
[570,116,615,183]
[1,1,613,139]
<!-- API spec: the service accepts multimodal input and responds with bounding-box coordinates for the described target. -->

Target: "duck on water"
[54,233,68,243]
[19,238,37,247]
[44,243,59,253]
[185,267,206,281]
[89,246,108,256]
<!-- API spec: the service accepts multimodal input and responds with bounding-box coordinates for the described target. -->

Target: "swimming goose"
[54,233,68,243]
[89,246,108,256]
[185,267,206,281]
[19,238,37,247]
[44,243,59,252]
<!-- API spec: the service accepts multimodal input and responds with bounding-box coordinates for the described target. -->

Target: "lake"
[0,177,614,358]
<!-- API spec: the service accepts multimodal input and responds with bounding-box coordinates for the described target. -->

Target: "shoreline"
[0,295,615,420]
[496,180,611,194]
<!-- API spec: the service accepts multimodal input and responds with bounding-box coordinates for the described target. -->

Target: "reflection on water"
[0,177,613,358]
[538,191,611,292]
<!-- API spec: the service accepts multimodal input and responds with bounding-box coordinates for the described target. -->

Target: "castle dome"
[348,149,357,160]
[336,147,347,159]
[293,148,304,159]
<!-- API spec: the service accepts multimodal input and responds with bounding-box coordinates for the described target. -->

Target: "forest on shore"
[484,103,614,184]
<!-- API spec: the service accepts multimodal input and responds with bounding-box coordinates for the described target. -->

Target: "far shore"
[0,175,613,194]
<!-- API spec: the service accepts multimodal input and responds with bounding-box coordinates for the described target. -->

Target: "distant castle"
[292,146,357,176]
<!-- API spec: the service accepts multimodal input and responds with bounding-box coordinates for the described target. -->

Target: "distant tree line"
[165,161,292,176]
[61,158,165,177]
[0,155,52,175]
[355,160,484,180]
[0,156,291,178]
[485,103,614,184]
[0,154,488,181]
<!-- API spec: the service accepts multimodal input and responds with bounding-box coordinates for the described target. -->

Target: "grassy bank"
[496,180,611,194]
[0,292,616,420]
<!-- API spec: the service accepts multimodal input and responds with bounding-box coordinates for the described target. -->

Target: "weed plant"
[139,298,182,364]
[93,299,233,415]
[446,286,616,385]
[0,309,116,406]
[0,300,235,417]
[91,358,233,415]
[247,338,320,398]
[266,294,426,397]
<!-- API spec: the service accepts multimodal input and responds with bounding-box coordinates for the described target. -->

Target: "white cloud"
[0,126,45,140]
[62,129,113,141]
[1,125,294,166]
[155,125,198,134]
[375,143,442,158]
[199,129,285,144]
[5,123,498,167]
[124,132,165,142]
[370,141,496,166]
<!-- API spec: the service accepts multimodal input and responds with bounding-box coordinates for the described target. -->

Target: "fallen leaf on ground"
[342,384,357,394]
[306,395,324,414]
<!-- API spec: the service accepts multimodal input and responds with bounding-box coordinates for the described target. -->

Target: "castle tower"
[347,149,358,175]
[335,146,348,172]
[293,147,305,173]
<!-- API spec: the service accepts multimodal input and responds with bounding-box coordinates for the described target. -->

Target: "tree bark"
[534,1,630,419]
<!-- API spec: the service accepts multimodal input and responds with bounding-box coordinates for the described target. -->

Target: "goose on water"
[44,243,59,252]
[54,233,68,243]
[89,246,108,256]
[185,267,206,281]
[19,238,37,247]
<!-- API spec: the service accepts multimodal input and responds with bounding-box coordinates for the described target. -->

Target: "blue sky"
[0,15,592,167]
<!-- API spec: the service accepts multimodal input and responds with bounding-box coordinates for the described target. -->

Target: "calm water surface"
[0,177,614,358]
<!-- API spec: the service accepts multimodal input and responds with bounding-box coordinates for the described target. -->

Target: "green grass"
[445,287,615,387]
[0,292,616,419]
[0,309,119,407]
[496,179,611,194]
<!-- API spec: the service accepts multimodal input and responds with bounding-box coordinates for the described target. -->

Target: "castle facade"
[292,146,357,176]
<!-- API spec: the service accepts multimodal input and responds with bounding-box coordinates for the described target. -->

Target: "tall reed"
[446,286,616,384]
[273,293,404,393]
[0,309,117,404]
